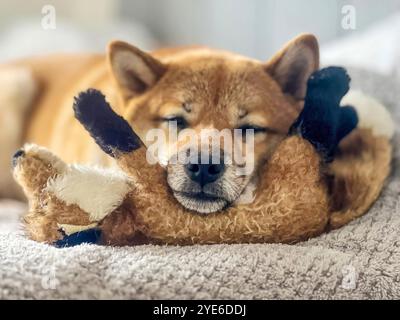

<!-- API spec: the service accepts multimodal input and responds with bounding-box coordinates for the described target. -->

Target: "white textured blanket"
[0,68,399,299]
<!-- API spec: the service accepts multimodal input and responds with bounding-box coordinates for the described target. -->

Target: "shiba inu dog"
[0,33,327,212]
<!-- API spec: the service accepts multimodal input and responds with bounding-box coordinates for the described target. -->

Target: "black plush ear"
[73,89,142,157]
[108,41,166,100]
[289,67,358,162]
[265,34,319,99]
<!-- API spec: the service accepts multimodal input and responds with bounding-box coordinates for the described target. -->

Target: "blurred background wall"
[0,0,399,76]
[120,0,400,58]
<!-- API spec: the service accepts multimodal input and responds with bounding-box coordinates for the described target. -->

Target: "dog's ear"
[265,34,319,100]
[108,41,166,100]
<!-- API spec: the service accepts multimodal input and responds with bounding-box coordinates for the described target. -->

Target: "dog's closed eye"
[235,124,278,141]
[162,116,188,130]
[236,124,267,133]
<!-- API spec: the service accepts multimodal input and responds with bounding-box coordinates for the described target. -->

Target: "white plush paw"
[45,164,132,222]
[342,90,394,139]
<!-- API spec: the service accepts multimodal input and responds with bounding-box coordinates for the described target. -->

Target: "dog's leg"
[0,67,37,199]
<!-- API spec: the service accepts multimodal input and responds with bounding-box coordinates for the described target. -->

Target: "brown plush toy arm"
[73,89,167,245]
[73,89,165,191]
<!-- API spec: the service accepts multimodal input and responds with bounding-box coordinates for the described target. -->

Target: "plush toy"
[12,67,392,247]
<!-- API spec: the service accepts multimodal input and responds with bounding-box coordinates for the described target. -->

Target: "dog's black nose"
[184,161,225,186]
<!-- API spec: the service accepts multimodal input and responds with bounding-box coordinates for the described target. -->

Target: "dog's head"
[107,34,319,214]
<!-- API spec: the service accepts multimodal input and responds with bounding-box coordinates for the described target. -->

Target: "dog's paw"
[289,67,358,161]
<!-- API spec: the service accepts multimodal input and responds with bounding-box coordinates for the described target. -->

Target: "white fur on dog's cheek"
[235,180,257,205]
[342,90,394,139]
[45,165,131,222]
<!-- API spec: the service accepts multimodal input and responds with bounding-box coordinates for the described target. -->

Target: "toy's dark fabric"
[55,229,101,248]
[73,89,142,157]
[290,67,358,161]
